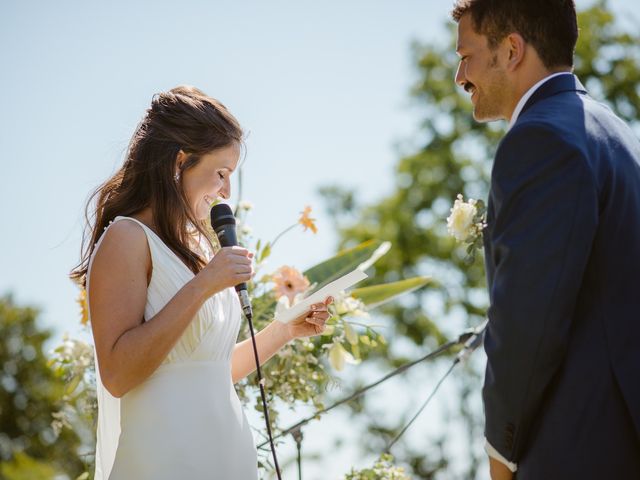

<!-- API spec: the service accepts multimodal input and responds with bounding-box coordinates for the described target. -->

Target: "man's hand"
[489,456,514,480]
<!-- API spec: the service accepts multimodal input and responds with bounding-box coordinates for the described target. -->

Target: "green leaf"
[351,276,431,309]
[303,240,385,293]
[64,374,82,396]
[258,242,272,263]
[249,297,278,324]
[0,452,58,480]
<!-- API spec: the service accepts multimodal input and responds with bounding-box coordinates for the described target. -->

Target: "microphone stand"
[385,320,487,452]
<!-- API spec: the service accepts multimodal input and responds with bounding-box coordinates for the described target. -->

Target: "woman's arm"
[89,220,253,398]
[231,297,332,383]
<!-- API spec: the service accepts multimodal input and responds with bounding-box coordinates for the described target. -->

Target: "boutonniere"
[447,194,487,264]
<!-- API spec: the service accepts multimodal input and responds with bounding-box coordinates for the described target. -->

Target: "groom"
[451,1,640,479]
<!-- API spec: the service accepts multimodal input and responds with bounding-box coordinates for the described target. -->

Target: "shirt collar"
[508,72,573,130]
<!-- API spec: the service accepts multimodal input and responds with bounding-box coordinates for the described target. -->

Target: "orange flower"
[272,266,310,304]
[77,288,89,325]
[298,206,318,234]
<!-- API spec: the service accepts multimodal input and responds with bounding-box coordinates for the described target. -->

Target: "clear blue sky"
[1,1,637,478]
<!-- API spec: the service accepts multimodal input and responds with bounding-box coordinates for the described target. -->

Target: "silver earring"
[174,172,180,182]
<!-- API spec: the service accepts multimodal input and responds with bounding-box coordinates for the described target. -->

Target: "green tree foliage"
[321,1,639,478]
[0,296,85,479]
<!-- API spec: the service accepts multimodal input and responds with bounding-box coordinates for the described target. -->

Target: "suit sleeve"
[483,122,598,462]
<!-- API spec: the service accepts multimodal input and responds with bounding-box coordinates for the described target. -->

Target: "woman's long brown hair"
[70,86,243,287]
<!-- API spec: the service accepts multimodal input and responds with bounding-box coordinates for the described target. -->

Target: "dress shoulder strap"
[110,215,169,267]
[110,216,197,277]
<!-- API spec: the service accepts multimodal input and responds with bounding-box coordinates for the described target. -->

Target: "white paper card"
[274,269,368,324]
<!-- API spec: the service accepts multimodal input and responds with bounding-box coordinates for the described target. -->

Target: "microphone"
[210,203,253,319]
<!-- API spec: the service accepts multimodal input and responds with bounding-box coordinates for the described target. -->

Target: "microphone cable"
[244,308,283,480]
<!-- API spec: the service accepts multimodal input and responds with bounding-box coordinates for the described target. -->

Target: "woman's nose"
[219,181,230,200]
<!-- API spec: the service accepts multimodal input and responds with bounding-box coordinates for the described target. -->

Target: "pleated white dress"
[87,216,258,480]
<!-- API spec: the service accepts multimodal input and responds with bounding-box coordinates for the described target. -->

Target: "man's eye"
[218,172,225,180]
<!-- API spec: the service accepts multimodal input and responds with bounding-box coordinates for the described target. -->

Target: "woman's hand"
[284,296,334,341]
[193,246,254,299]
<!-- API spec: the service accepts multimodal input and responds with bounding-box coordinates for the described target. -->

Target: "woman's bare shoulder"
[91,219,151,279]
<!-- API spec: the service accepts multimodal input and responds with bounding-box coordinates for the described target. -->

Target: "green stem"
[347,321,387,329]
[234,165,244,216]
[270,223,298,249]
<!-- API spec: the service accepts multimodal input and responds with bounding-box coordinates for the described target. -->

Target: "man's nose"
[455,61,466,87]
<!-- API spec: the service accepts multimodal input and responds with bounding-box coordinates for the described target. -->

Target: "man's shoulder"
[499,117,572,155]
[519,90,622,136]
[516,91,636,152]
[504,93,605,153]
[493,116,590,181]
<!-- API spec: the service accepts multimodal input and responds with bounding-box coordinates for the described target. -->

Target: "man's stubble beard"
[473,54,509,123]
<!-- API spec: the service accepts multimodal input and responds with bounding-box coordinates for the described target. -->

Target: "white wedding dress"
[87,216,258,479]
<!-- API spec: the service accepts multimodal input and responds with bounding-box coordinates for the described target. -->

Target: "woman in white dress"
[70,86,332,479]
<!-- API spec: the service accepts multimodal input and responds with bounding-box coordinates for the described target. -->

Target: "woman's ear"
[175,149,188,173]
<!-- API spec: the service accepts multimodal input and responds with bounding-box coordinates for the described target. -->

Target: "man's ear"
[505,32,526,71]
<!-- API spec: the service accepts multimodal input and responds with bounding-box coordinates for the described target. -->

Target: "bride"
[71,86,332,479]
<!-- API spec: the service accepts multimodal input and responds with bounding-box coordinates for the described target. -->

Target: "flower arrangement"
[233,205,430,417]
[343,454,411,480]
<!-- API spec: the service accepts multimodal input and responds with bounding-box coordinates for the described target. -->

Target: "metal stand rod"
[385,361,458,452]
[291,425,304,480]
[259,326,480,450]
[386,322,487,451]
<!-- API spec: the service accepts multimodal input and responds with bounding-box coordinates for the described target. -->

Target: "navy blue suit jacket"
[483,74,640,479]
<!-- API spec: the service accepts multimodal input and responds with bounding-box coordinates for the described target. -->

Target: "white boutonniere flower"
[447,194,487,264]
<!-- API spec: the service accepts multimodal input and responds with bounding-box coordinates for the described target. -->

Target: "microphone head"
[210,203,236,231]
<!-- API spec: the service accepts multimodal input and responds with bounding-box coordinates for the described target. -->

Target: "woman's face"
[179,143,240,221]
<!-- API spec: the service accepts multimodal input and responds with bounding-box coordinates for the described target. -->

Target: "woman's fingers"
[305,310,330,326]
[223,248,254,277]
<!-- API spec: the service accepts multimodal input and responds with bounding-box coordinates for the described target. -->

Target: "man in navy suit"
[451,1,640,478]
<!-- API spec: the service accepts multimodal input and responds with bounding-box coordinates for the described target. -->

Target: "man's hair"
[451,0,578,68]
